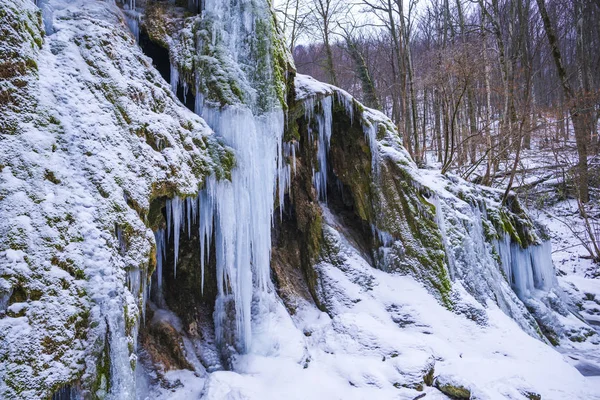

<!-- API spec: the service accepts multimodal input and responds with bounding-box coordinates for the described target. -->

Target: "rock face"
[1,0,598,399]
[0,0,226,397]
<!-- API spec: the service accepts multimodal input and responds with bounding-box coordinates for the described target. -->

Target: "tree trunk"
[536,0,589,202]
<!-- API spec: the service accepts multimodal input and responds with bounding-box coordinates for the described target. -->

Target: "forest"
[276,0,600,265]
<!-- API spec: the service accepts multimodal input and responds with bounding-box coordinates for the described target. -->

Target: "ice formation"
[156,106,286,352]
[304,97,333,201]
[123,9,140,43]
[432,196,456,280]
[154,229,166,289]
[495,234,556,299]
[7,1,594,398]
[140,0,295,354]
[169,63,179,96]
[35,0,54,34]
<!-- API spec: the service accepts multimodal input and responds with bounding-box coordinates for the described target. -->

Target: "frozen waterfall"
[495,234,556,299]
[432,196,557,302]
[148,0,291,355]
[304,97,333,201]
[154,105,286,353]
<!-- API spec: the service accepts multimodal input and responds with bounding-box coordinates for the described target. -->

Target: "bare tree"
[307,0,348,86]
[536,0,590,202]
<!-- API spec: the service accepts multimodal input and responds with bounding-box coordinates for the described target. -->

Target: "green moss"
[51,255,85,280]
[8,285,27,304]
[44,170,61,184]
[92,332,111,398]
[209,144,235,182]
[307,212,324,260]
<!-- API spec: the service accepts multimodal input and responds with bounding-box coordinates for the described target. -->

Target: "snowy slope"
[147,204,600,400]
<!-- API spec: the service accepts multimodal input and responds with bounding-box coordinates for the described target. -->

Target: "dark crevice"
[185,0,204,15]
[271,194,317,312]
[325,175,375,266]
[51,385,81,400]
[138,29,170,83]
[176,84,196,112]
[138,28,196,112]
[158,204,218,317]
[325,103,377,265]
[139,202,224,377]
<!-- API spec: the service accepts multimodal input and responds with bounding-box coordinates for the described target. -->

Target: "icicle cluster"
[152,105,287,352]
[123,10,141,43]
[301,91,383,202]
[432,195,556,301]
[277,141,298,216]
[336,92,354,122]
[495,234,555,298]
[432,196,455,280]
[147,0,294,354]
[304,97,333,201]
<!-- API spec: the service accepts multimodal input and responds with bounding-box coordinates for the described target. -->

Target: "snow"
[2,0,599,398]
[162,208,600,399]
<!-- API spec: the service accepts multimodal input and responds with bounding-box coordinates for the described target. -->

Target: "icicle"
[186,197,193,239]
[182,81,188,104]
[277,140,297,216]
[363,121,380,176]
[199,186,214,295]
[313,97,333,201]
[141,269,149,324]
[170,63,179,95]
[166,202,172,240]
[154,229,166,289]
[166,197,184,278]
[126,268,140,301]
[291,141,297,173]
[336,92,354,124]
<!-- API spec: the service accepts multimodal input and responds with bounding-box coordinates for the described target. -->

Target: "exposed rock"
[434,374,472,399]
[520,390,542,400]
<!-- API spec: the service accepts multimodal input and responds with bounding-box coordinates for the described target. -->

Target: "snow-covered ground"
[143,203,600,400]
[532,201,600,378]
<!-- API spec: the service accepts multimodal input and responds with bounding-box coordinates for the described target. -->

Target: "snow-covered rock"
[0,0,226,397]
[0,0,598,399]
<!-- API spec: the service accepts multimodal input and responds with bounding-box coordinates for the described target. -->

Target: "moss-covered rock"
[434,375,472,399]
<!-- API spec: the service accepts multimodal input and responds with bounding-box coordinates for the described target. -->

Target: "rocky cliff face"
[0,0,598,399]
[0,0,227,397]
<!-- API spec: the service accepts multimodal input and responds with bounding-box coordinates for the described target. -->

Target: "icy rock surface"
[144,0,291,355]
[174,204,599,400]
[0,0,225,398]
